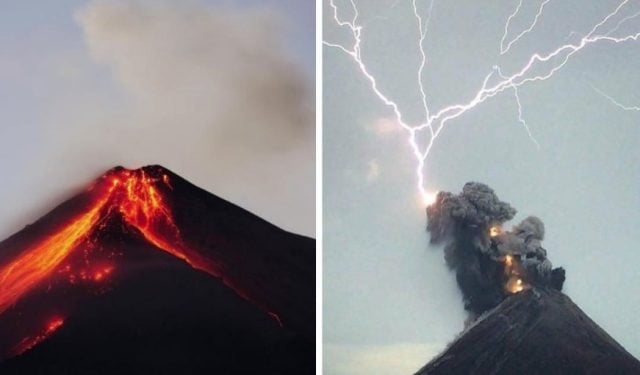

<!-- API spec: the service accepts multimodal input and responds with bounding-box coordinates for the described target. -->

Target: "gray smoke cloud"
[427,182,565,320]
[76,1,311,150]
[0,0,314,239]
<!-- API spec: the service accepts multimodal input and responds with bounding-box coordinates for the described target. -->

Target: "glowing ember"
[46,318,64,332]
[93,266,113,282]
[504,254,513,266]
[502,254,528,294]
[506,277,525,293]
[489,226,501,237]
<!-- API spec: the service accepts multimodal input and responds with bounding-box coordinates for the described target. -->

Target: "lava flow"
[9,317,64,357]
[0,195,110,315]
[0,168,262,320]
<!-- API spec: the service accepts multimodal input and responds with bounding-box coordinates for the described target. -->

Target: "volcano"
[415,288,640,375]
[0,165,315,374]
[421,182,640,374]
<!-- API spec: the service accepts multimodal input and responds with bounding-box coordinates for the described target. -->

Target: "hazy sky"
[0,0,314,239]
[324,1,640,374]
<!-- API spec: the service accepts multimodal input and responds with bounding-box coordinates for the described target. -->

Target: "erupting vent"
[427,182,565,319]
[420,182,640,374]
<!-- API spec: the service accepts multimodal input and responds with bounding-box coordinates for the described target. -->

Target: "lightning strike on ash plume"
[324,0,640,205]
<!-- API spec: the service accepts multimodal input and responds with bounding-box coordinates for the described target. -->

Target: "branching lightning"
[325,0,640,205]
[500,0,551,55]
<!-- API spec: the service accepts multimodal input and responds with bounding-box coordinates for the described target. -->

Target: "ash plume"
[0,0,314,241]
[426,182,565,319]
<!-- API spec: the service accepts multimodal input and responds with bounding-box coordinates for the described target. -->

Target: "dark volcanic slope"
[162,165,316,340]
[416,288,640,375]
[0,165,315,374]
[1,220,312,374]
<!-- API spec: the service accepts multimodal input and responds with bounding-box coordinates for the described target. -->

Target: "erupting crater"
[421,182,639,374]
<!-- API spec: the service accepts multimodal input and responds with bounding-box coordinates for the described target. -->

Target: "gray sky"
[0,0,315,239]
[324,0,640,373]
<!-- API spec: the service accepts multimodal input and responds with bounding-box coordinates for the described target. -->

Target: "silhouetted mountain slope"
[416,288,640,375]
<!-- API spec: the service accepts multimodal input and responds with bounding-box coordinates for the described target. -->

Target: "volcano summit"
[0,165,315,374]
[417,182,640,374]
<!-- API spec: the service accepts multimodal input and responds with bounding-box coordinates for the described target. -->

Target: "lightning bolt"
[589,82,640,112]
[325,0,640,205]
[495,66,540,149]
[500,0,551,55]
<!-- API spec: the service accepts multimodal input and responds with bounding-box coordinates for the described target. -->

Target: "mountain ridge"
[416,288,640,375]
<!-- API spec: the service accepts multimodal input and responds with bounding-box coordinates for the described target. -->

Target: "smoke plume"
[0,1,314,240]
[426,182,565,320]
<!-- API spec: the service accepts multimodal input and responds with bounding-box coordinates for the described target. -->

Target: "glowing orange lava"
[11,317,64,357]
[503,254,528,294]
[116,171,188,262]
[0,168,277,327]
[93,266,113,282]
[113,170,222,279]
[0,196,110,314]
[0,170,186,316]
[506,277,525,293]
[504,254,513,267]
[0,168,291,358]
